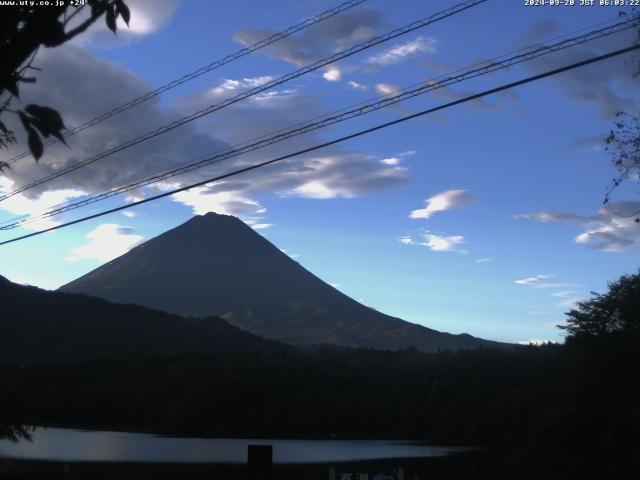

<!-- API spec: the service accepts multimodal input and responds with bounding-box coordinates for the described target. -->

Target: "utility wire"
[3,16,637,231]
[4,0,368,165]
[0,0,488,202]
[1,42,637,247]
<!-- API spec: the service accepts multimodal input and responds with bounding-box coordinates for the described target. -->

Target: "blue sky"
[1,0,639,343]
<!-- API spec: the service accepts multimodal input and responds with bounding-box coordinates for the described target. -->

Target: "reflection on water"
[0,428,466,464]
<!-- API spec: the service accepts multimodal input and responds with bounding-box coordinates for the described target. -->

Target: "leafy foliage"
[561,270,640,339]
[17,105,66,161]
[0,0,130,161]
[604,112,640,221]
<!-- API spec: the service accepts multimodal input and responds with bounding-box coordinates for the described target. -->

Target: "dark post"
[247,444,273,480]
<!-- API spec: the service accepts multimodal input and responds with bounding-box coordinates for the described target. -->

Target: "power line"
[0,0,488,202]
[3,15,636,231]
[4,0,368,166]
[1,42,637,247]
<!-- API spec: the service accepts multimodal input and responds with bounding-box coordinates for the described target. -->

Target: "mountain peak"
[202,211,235,220]
[203,211,229,217]
[60,215,503,352]
[181,212,250,230]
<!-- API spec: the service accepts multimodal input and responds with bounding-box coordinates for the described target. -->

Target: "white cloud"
[347,80,368,90]
[551,290,582,309]
[209,76,274,95]
[517,339,554,346]
[424,233,466,253]
[514,275,579,289]
[540,283,583,289]
[252,223,273,230]
[400,232,467,254]
[574,216,638,252]
[398,150,416,157]
[126,194,145,203]
[514,212,585,223]
[475,257,492,263]
[399,235,414,245]
[122,210,137,218]
[551,290,579,298]
[0,176,85,231]
[171,79,410,209]
[171,187,266,216]
[323,66,342,82]
[366,36,437,67]
[293,181,343,199]
[66,224,143,262]
[375,83,399,95]
[409,189,474,220]
[517,201,640,252]
[279,248,301,259]
[514,274,555,286]
[380,150,415,166]
[120,0,179,35]
[70,0,180,45]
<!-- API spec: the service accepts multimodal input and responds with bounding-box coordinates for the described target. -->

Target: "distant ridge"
[61,213,506,352]
[0,276,289,363]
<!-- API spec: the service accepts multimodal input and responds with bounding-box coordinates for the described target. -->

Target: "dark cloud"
[233,9,383,67]
[2,44,229,199]
[519,26,640,118]
[518,19,562,45]
[1,41,409,220]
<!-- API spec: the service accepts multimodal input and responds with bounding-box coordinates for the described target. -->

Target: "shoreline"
[0,451,501,480]
[10,423,465,444]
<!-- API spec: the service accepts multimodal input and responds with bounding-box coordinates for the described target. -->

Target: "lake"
[0,428,467,463]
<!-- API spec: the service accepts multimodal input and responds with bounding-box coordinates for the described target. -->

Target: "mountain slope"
[0,276,288,363]
[60,213,504,352]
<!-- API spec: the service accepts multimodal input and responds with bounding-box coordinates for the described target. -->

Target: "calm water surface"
[0,428,466,463]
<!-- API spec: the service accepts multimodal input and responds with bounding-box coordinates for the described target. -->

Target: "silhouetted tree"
[0,0,130,169]
[560,270,640,340]
[604,112,640,221]
[0,0,130,441]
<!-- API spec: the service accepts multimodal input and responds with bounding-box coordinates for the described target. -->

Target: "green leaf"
[116,0,130,26]
[106,5,117,33]
[18,111,31,131]
[25,105,65,131]
[24,104,66,144]
[29,118,52,138]
[27,128,43,161]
